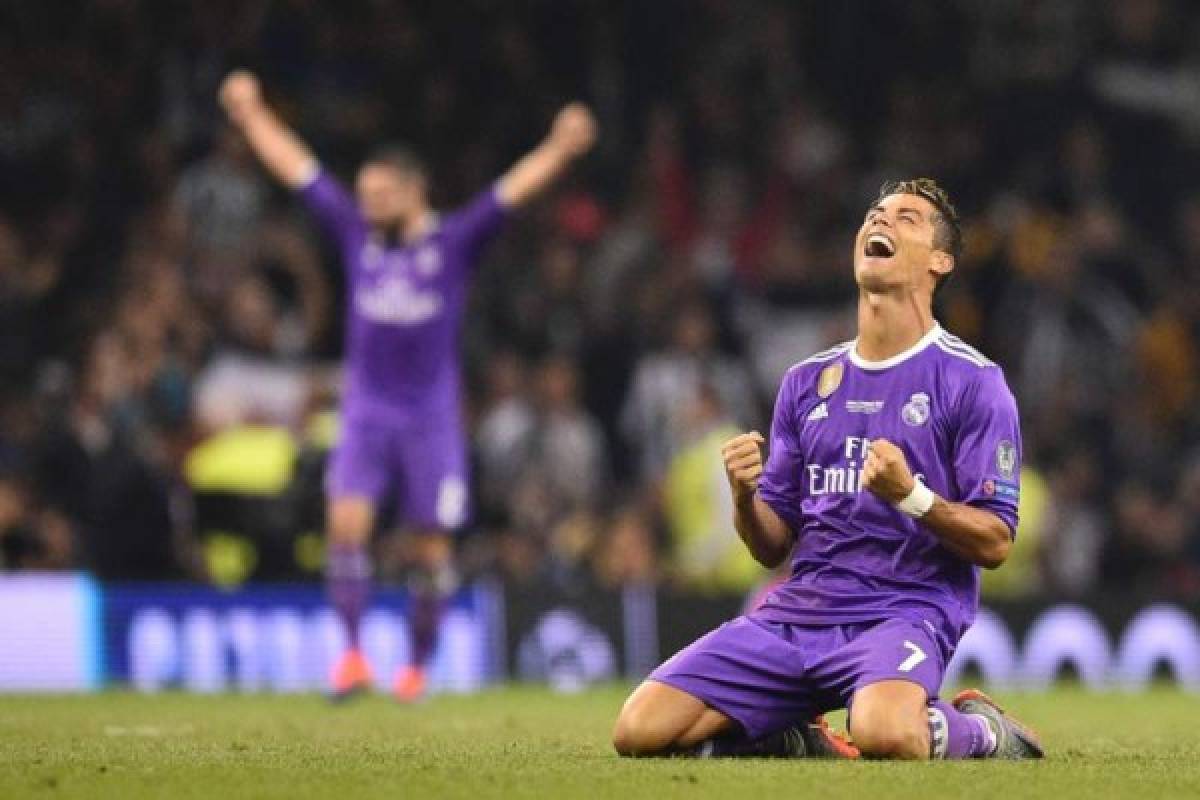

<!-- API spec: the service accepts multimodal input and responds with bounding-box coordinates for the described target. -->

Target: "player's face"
[853,193,949,294]
[356,164,424,229]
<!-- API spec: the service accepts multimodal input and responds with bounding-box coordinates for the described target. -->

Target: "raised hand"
[219,70,264,123]
[862,438,916,504]
[721,431,766,502]
[549,103,598,158]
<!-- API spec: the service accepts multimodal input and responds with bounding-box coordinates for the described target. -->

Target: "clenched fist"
[219,70,263,122]
[722,431,765,502]
[862,439,916,504]
[549,102,598,157]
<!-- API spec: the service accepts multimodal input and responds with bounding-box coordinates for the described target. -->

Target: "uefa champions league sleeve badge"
[817,363,844,398]
[901,393,931,426]
[995,440,1017,479]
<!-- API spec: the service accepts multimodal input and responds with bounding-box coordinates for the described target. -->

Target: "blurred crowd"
[4,0,1200,600]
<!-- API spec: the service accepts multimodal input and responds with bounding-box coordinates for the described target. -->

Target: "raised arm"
[219,71,316,189]
[862,440,1012,569]
[917,497,1012,568]
[723,432,795,568]
[496,103,597,208]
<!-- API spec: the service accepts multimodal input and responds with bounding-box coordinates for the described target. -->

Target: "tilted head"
[853,177,961,299]
[356,144,429,231]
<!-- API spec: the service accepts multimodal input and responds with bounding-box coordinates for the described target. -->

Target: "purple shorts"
[650,614,945,740]
[325,411,469,530]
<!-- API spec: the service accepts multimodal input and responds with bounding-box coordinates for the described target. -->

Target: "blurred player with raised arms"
[220,71,596,701]
[613,179,1043,760]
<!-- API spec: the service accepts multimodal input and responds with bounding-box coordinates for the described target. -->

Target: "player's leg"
[393,527,456,701]
[613,617,853,758]
[850,680,1013,760]
[847,679,931,759]
[393,415,469,701]
[612,680,737,755]
[325,496,376,696]
[816,618,999,759]
[950,689,1044,759]
[324,416,390,698]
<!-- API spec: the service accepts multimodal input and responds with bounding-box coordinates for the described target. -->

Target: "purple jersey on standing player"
[298,168,507,527]
[755,324,1022,662]
[300,168,506,418]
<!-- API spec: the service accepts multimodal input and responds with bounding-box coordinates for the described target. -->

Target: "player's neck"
[401,207,435,243]
[854,290,937,363]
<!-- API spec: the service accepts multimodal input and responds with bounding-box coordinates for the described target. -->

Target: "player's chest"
[797,365,950,467]
[355,238,447,287]
[351,238,455,326]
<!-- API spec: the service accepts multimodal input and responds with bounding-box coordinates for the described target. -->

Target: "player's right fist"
[550,103,598,158]
[721,431,765,502]
[219,70,263,121]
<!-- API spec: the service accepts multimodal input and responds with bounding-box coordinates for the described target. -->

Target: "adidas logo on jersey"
[807,402,829,422]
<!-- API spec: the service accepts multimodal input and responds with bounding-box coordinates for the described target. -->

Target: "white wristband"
[895,478,936,518]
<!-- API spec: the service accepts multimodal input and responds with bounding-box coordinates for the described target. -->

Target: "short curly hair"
[876,178,961,295]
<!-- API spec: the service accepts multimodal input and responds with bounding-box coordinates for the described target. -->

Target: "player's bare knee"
[851,709,929,760]
[612,691,683,757]
[853,726,927,759]
[612,707,672,757]
[327,520,368,546]
[610,717,639,757]
[327,499,373,545]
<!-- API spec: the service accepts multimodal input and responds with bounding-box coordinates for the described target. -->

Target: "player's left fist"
[862,439,916,504]
[551,103,598,157]
[219,70,263,121]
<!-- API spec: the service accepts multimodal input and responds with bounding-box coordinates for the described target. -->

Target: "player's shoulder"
[786,340,854,374]
[932,330,998,369]
[441,186,504,226]
[779,340,855,395]
[931,330,1016,409]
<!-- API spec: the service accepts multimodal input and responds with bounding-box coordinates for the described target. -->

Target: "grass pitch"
[2,686,1198,799]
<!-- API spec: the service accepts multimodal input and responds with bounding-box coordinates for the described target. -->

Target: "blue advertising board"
[101,582,500,693]
[4,574,1200,693]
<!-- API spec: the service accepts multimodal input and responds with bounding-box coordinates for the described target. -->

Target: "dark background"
[2,0,1199,604]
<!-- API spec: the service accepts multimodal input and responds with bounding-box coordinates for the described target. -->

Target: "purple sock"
[409,589,443,667]
[927,700,995,759]
[408,564,456,668]
[326,542,371,649]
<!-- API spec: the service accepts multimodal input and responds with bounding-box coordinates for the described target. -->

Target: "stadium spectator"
[620,299,758,482]
[4,0,1200,601]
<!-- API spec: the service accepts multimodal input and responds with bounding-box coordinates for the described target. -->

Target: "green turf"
[1,686,1198,799]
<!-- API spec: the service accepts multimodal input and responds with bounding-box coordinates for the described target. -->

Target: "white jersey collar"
[848,324,942,371]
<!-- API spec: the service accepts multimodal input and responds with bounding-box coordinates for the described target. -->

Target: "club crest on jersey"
[817,363,844,398]
[362,240,384,270]
[416,245,441,277]
[996,440,1017,479]
[901,392,931,426]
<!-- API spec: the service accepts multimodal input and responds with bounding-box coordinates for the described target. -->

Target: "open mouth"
[863,232,896,258]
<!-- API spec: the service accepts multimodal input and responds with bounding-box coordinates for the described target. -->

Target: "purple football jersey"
[755,325,1021,661]
[299,169,507,418]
